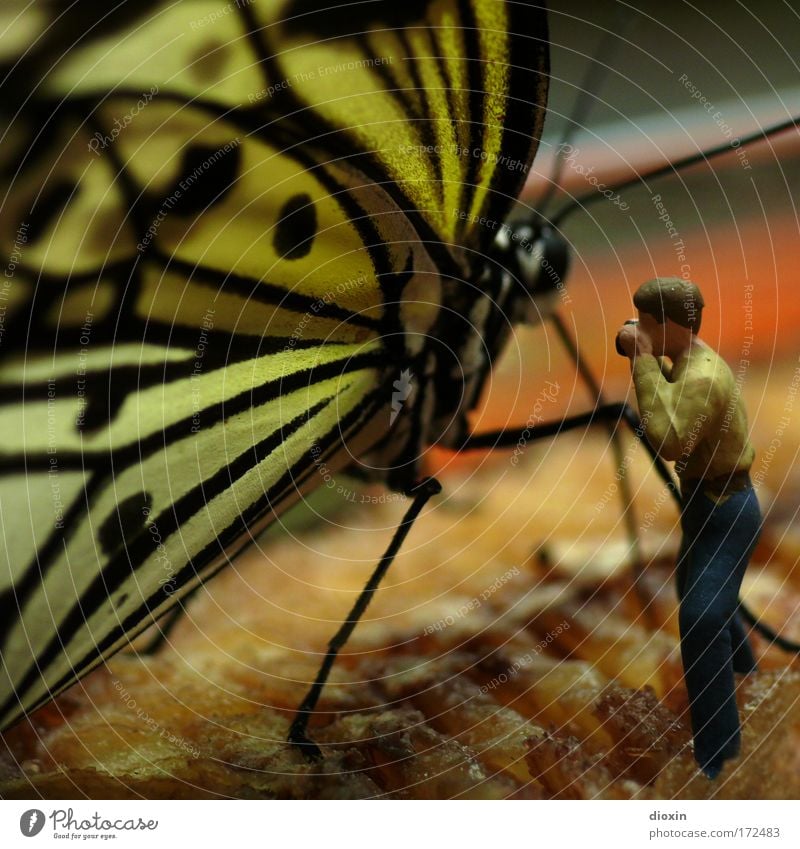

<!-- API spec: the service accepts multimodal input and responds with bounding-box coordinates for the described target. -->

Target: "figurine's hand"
[616,322,653,358]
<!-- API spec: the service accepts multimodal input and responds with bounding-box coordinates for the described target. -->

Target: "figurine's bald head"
[633,277,704,334]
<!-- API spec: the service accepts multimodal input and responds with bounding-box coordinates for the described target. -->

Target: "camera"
[615,318,639,356]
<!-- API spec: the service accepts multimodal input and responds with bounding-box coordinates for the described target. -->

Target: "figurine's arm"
[632,354,714,461]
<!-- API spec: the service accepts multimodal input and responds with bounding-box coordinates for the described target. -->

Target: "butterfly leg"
[462,400,679,618]
[123,585,202,656]
[127,604,187,657]
[462,400,679,502]
[547,311,647,605]
[287,476,442,760]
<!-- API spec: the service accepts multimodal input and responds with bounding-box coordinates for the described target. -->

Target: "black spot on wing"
[165,142,241,216]
[189,41,230,85]
[98,492,152,557]
[274,193,316,260]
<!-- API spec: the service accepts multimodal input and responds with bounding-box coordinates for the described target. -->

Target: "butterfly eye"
[528,224,571,297]
[492,220,571,321]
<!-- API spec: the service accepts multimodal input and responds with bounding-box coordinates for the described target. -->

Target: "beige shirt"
[632,339,755,487]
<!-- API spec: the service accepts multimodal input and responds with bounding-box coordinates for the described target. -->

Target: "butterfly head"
[491,215,571,326]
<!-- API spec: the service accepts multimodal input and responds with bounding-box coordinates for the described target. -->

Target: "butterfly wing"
[0,0,548,730]
[265,0,549,268]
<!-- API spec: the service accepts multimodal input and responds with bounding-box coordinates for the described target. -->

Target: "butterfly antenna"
[537,9,637,218]
[552,115,800,228]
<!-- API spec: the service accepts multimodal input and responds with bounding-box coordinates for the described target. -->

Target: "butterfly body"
[0,0,549,732]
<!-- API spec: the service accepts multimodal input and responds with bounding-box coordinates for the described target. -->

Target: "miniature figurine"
[616,277,760,779]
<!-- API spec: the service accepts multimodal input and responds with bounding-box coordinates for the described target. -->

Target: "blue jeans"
[676,480,761,773]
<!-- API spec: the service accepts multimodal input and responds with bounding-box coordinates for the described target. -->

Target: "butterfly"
[3,0,797,769]
[0,0,555,752]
